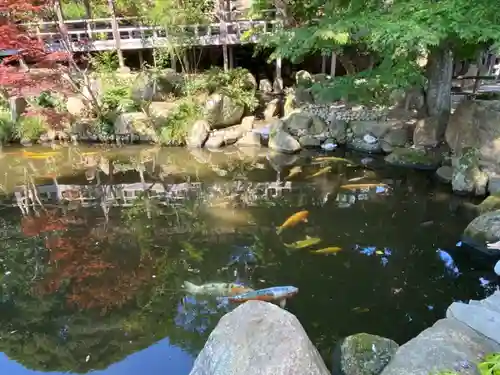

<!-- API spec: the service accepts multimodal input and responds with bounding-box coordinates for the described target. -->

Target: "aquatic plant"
[478,353,500,375]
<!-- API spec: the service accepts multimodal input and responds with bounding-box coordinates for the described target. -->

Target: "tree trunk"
[337,54,356,75]
[425,43,453,127]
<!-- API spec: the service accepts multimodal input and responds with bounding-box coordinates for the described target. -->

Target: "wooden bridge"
[32,10,280,52]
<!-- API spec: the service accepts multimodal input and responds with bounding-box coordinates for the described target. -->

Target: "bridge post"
[107,0,125,68]
[276,56,282,81]
[330,52,337,77]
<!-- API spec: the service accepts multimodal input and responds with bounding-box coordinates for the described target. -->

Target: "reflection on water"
[0,145,497,375]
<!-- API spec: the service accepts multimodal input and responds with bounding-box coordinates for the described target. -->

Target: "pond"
[0,145,497,375]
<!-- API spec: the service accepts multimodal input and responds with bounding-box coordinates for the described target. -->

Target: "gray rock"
[436,166,453,183]
[327,119,348,144]
[269,130,301,153]
[205,134,225,149]
[446,302,500,344]
[273,78,284,93]
[349,120,396,138]
[335,333,399,375]
[264,98,280,121]
[259,79,273,93]
[413,117,445,147]
[267,151,299,171]
[221,124,247,145]
[189,301,330,375]
[236,132,261,147]
[299,135,321,148]
[186,120,210,148]
[380,318,500,375]
[204,93,245,129]
[296,70,313,87]
[451,148,489,195]
[487,173,500,194]
[241,116,255,131]
[382,128,408,147]
[66,96,87,116]
[285,112,312,136]
[9,96,27,122]
[349,137,382,153]
[463,210,500,249]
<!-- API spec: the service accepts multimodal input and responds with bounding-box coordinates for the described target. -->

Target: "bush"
[0,110,14,143]
[183,67,258,110]
[156,101,202,146]
[90,51,120,73]
[30,91,65,111]
[17,113,46,141]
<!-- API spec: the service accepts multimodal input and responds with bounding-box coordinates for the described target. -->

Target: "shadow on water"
[0,145,497,374]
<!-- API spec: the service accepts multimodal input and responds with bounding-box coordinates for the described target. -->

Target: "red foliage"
[0,0,71,94]
[33,212,154,313]
[21,210,68,237]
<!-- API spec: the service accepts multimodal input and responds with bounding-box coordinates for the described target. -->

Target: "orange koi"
[276,210,309,234]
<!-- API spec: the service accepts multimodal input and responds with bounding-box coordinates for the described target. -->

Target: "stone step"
[447,302,500,344]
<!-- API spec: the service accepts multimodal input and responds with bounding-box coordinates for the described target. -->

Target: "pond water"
[0,145,497,375]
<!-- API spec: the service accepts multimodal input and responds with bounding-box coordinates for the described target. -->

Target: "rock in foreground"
[334,333,399,375]
[380,318,500,375]
[189,301,330,375]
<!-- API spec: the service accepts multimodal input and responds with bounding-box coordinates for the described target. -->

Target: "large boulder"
[451,148,488,196]
[186,120,210,148]
[462,210,500,253]
[269,129,302,153]
[114,112,158,142]
[66,96,87,116]
[9,96,27,121]
[446,100,500,173]
[284,111,327,137]
[334,333,399,375]
[384,148,442,170]
[413,117,445,147]
[379,318,500,375]
[204,93,245,129]
[131,70,183,102]
[189,301,330,375]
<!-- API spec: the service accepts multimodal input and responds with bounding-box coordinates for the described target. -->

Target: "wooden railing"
[28,9,280,51]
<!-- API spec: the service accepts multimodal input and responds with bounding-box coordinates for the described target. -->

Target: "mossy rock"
[384,147,441,170]
[332,333,399,375]
[477,194,500,215]
[462,210,500,256]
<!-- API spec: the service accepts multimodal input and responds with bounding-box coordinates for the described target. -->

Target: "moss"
[477,194,500,215]
[385,147,441,167]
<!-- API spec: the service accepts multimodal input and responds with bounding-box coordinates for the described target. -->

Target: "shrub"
[90,51,120,74]
[17,113,46,141]
[184,67,258,110]
[0,110,14,143]
[156,101,202,146]
[30,91,65,111]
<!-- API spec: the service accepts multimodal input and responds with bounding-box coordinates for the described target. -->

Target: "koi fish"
[276,210,309,234]
[308,166,332,178]
[352,307,370,313]
[313,156,354,164]
[228,285,299,308]
[23,150,60,158]
[286,165,302,180]
[285,235,321,249]
[310,246,342,254]
[183,281,253,297]
[340,183,390,191]
[348,176,366,182]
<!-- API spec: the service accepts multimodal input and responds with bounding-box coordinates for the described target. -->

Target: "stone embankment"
[189,292,500,375]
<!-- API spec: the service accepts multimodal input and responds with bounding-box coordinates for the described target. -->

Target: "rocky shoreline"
[189,293,500,375]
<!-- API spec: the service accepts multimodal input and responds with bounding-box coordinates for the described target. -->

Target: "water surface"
[0,145,497,374]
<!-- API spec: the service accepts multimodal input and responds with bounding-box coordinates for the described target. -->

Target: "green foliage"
[191,67,258,110]
[90,51,120,73]
[0,110,14,143]
[478,352,500,375]
[17,115,46,141]
[30,91,65,111]
[101,85,140,114]
[311,58,425,106]
[156,101,202,145]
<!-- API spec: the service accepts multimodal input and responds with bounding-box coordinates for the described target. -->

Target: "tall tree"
[253,0,500,132]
